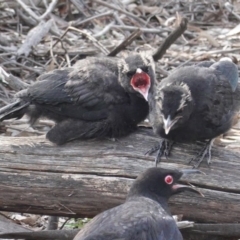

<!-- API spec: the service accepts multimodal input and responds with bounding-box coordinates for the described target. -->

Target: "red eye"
[165,175,173,185]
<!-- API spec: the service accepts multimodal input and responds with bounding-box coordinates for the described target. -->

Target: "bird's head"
[127,167,202,203]
[156,83,193,135]
[118,53,155,101]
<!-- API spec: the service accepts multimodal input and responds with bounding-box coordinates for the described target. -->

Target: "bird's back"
[74,197,182,240]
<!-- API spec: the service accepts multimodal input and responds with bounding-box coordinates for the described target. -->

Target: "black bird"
[0,53,155,145]
[148,58,240,167]
[73,167,201,240]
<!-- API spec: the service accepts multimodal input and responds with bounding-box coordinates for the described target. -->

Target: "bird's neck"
[151,194,171,213]
[147,84,157,107]
[126,193,171,214]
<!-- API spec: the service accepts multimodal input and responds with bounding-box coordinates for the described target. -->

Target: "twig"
[68,26,110,55]
[59,217,71,230]
[0,84,9,100]
[71,11,113,27]
[93,21,115,38]
[178,47,240,68]
[2,61,43,74]
[52,26,110,55]
[50,39,60,68]
[224,2,240,21]
[70,0,88,18]
[111,25,171,34]
[0,67,29,91]
[153,18,188,62]
[177,220,194,229]
[92,0,148,26]
[20,56,46,68]
[17,19,54,56]
[16,0,39,21]
[40,0,58,20]
[108,29,142,57]
[17,9,38,26]
[16,0,58,21]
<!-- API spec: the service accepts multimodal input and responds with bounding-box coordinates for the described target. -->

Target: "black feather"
[149,59,240,167]
[0,55,155,144]
[73,168,200,240]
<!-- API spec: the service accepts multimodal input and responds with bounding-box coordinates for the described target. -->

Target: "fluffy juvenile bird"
[0,54,155,145]
[148,58,240,167]
[73,167,201,240]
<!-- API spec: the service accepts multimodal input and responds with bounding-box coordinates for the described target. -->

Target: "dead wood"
[2,223,240,240]
[182,223,240,237]
[0,214,31,234]
[17,19,54,57]
[108,29,142,57]
[0,229,78,240]
[0,128,239,226]
[152,17,188,61]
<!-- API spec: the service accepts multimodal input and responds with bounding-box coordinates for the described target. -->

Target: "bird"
[148,58,240,168]
[0,53,155,145]
[73,167,201,240]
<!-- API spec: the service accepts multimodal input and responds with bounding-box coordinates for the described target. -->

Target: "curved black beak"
[172,169,204,196]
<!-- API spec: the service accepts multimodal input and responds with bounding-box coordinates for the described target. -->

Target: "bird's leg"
[189,139,215,168]
[145,139,174,167]
[164,140,174,157]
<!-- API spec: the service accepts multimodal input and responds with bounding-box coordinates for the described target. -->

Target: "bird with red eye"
[73,167,202,240]
[165,175,173,185]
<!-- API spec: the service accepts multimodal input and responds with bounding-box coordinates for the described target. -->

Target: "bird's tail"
[0,100,29,121]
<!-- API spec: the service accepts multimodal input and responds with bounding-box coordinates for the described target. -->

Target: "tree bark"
[0,128,240,224]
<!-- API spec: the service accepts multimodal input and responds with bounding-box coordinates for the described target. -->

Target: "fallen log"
[0,128,240,226]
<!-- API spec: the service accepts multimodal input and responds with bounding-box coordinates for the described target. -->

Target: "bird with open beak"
[0,53,154,145]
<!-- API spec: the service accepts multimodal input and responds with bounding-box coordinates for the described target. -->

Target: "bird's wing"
[210,60,239,91]
[195,60,238,91]
[73,200,182,240]
[195,61,214,68]
[65,58,128,109]
[25,58,129,121]
[196,68,238,128]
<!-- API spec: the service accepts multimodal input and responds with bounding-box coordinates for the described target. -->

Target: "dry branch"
[0,67,29,91]
[153,18,188,61]
[17,19,54,57]
[108,29,142,56]
[92,0,147,25]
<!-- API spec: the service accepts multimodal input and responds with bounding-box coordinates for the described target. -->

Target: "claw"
[145,145,160,156]
[145,139,174,167]
[189,139,214,168]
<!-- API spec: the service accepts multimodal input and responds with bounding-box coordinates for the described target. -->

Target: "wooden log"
[182,223,240,237]
[0,128,240,224]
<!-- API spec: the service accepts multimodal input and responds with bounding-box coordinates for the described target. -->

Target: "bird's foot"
[145,139,174,167]
[189,139,214,168]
